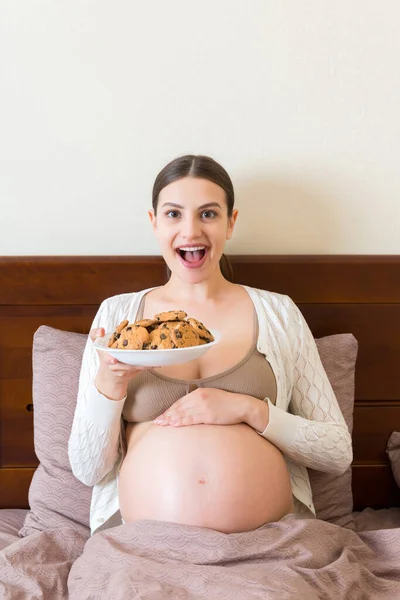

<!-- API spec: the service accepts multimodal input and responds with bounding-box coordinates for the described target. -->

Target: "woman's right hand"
[91,327,148,401]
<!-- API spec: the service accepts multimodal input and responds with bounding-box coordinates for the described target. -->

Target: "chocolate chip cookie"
[107,310,214,351]
[108,319,129,347]
[134,318,158,329]
[186,317,214,343]
[114,325,150,350]
[148,325,177,349]
[154,310,187,323]
[171,321,200,348]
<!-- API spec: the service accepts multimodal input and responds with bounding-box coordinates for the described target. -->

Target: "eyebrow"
[161,202,222,210]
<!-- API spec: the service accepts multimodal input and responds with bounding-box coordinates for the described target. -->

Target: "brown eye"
[166,210,180,218]
[201,210,217,219]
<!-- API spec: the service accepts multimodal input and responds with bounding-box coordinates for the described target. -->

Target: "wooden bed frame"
[1,255,400,511]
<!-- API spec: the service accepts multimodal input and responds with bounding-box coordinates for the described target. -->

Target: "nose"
[181,214,202,239]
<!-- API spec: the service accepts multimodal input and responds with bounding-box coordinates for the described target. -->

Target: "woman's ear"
[148,210,157,232]
[226,209,239,240]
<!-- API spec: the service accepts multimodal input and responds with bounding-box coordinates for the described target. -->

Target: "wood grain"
[300,304,400,401]
[231,255,400,302]
[353,404,400,464]
[0,468,35,509]
[352,465,400,510]
[0,256,168,305]
[0,380,37,466]
[1,255,400,304]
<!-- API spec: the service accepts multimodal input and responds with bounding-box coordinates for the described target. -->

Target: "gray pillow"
[20,326,357,536]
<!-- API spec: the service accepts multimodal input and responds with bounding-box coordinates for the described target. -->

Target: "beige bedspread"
[1,515,400,600]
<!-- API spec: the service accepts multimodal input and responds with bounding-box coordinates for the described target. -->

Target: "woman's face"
[149,177,238,283]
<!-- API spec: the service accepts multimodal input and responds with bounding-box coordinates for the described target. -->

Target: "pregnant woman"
[68,154,352,536]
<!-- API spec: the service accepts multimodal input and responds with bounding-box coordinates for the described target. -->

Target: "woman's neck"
[162,272,234,305]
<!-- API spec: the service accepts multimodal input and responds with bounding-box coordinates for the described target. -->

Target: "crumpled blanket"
[0,526,86,600]
[1,517,400,600]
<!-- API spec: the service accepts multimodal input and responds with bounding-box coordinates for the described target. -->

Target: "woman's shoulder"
[244,285,302,328]
[100,286,156,308]
[96,288,153,323]
[100,290,139,308]
[244,285,294,308]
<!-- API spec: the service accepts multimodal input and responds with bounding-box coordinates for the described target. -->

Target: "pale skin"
[91,176,270,434]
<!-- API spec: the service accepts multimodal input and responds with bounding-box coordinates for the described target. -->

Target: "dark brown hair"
[152,154,234,281]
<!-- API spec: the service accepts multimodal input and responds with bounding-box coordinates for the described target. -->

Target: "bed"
[0,255,399,599]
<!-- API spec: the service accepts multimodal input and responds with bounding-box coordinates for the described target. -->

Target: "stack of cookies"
[108,310,215,350]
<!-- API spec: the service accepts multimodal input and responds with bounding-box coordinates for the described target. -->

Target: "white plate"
[93,330,221,367]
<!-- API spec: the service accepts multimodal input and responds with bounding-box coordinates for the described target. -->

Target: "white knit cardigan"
[68,285,353,534]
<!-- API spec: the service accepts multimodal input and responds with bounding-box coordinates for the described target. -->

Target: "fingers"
[103,356,147,374]
[154,413,198,427]
[103,353,120,366]
[90,327,105,342]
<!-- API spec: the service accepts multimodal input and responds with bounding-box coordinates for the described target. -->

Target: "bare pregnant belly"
[118,422,294,533]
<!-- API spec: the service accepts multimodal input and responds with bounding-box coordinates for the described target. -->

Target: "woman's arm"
[68,299,126,487]
[252,296,353,475]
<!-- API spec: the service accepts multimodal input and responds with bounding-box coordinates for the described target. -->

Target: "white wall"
[1,1,399,255]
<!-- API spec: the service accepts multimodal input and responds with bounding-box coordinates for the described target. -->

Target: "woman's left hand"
[153,388,250,427]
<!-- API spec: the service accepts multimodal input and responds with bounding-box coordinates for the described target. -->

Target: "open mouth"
[176,246,208,268]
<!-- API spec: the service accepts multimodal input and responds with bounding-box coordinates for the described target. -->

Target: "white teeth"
[178,246,206,251]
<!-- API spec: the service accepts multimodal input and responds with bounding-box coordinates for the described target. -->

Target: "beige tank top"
[123,296,277,423]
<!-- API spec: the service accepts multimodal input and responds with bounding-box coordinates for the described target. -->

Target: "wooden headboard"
[1,255,399,511]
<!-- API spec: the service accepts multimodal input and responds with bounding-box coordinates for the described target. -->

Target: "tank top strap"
[252,301,259,345]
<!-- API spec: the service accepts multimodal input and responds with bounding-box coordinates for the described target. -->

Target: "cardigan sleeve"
[68,298,126,487]
[258,296,353,475]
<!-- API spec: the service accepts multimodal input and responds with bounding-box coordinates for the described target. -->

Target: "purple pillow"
[309,334,358,528]
[19,326,91,538]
